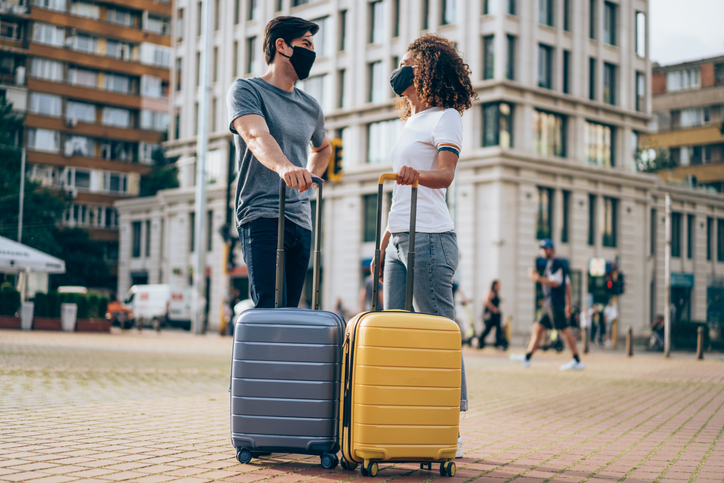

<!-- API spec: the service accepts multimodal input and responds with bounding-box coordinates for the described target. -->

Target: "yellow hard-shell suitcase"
[339,174,461,478]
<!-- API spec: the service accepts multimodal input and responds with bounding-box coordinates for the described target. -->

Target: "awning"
[0,235,66,274]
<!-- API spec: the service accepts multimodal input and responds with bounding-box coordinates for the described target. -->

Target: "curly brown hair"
[395,34,478,121]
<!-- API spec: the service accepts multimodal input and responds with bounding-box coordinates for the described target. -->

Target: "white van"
[122,284,194,330]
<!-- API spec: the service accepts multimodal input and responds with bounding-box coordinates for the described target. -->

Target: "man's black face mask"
[279,45,316,80]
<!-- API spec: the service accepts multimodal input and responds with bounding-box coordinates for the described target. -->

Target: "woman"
[479,280,508,350]
[372,34,477,458]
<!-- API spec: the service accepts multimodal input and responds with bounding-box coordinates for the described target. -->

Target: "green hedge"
[33,291,109,319]
[0,282,21,316]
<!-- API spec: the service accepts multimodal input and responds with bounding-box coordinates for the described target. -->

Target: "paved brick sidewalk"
[1,330,723,483]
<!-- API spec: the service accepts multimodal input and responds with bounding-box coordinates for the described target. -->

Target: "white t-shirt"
[386,107,463,234]
[604,304,618,324]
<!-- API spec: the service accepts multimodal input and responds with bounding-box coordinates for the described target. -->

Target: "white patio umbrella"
[0,235,65,274]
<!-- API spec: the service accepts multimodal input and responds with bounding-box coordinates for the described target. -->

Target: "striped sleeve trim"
[438,143,461,156]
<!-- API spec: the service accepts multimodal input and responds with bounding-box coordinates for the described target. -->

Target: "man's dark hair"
[263,16,319,65]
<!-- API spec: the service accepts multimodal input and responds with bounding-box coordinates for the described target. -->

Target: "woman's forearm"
[418,167,456,189]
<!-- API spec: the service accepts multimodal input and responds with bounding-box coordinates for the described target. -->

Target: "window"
[66,101,96,123]
[31,58,63,82]
[246,37,258,74]
[603,62,616,105]
[561,191,570,243]
[196,52,201,86]
[313,17,331,58]
[687,214,695,259]
[72,34,98,54]
[132,221,142,258]
[482,102,513,148]
[707,217,712,261]
[207,210,213,251]
[603,2,616,45]
[538,44,552,89]
[339,10,348,51]
[508,0,516,15]
[27,128,60,153]
[234,0,240,24]
[562,50,570,94]
[369,0,384,44]
[421,0,429,29]
[102,141,133,162]
[651,209,657,256]
[213,47,218,83]
[589,58,596,100]
[102,107,131,128]
[671,212,682,258]
[146,16,168,35]
[214,0,220,31]
[232,41,239,78]
[636,72,645,112]
[106,40,132,60]
[105,208,117,228]
[71,2,99,18]
[105,73,131,94]
[534,110,566,157]
[175,58,182,91]
[636,12,646,57]
[667,69,700,91]
[139,143,160,165]
[141,110,170,132]
[107,8,132,26]
[368,61,385,103]
[506,35,515,81]
[338,69,348,109]
[589,0,596,39]
[0,19,20,39]
[441,0,456,25]
[74,169,91,189]
[680,108,705,128]
[189,212,195,252]
[64,135,94,157]
[718,219,724,262]
[539,0,553,27]
[141,75,163,98]
[177,9,184,41]
[140,43,171,67]
[367,119,403,164]
[715,64,724,86]
[588,194,596,246]
[363,194,377,242]
[563,0,570,31]
[602,197,617,247]
[392,0,400,36]
[174,108,180,140]
[33,23,65,46]
[197,1,202,35]
[248,0,258,20]
[585,122,614,167]
[104,172,128,193]
[145,220,151,257]
[536,187,553,240]
[29,93,61,117]
[298,74,331,112]
[483,35,495,80]
[483,0,496,14]
[33,0,66,11]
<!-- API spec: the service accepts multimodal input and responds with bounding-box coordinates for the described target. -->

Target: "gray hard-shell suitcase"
[231,177,345,469]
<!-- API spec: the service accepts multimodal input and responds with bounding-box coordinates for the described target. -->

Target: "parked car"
[106,300,133,329]
[122,284,194,331]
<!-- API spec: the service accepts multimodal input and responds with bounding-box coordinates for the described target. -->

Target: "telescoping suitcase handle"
[276,176,324,310]
[372,173,418,312]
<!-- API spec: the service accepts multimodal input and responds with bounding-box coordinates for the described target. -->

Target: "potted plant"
[0,282,21,329]
[33,292,62,330]
[75,293,111,332]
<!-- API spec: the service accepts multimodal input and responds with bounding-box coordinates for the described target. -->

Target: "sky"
[650,0,724,65]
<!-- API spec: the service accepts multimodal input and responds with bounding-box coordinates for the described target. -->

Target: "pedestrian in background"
[227,16,332,308]
[372,33,477,457]
[479,280,508,350]
[360,270,383,312]
[603,298,618,347]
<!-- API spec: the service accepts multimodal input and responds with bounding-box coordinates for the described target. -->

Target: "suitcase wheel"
[440,462,456,477]
[420,463,432,471]
[340,456,357,471]
[320,453,338,470]
[361,461,378,477]
[236,449,252,465]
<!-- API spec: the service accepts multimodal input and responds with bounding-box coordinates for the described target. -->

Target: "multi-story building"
[641,55,724,191]
[0,0,29,114]
[20,0,172,283]
[118,0,724,335]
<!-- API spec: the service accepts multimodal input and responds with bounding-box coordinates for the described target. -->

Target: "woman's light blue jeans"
[383,231,468,411]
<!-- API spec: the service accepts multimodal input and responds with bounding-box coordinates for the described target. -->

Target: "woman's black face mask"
[389,65,416,96]
[279,45,316,80]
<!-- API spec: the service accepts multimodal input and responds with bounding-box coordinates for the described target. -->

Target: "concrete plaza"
[1,330,723,483]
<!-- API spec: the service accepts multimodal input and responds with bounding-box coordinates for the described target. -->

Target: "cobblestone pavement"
[1,330,723,483]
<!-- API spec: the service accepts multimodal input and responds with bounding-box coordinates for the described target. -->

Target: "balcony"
[26,150,152,175]
[28,78,148,110]
[0,0,29,16]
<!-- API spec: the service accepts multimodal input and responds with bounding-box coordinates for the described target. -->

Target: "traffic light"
[606,274,615,294]
[325,138,343,182]
[614,273,626,295]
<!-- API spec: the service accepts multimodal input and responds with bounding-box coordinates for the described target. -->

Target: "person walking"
[370,33,477,458]
[603,298,619,347]
[227,16,332,308]
[510,240,585,370]
[479,280,508,350]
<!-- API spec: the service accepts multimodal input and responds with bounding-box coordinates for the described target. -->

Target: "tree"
[139,147,179,197]
[0,98,67,256]
[634,147,676,173]
[50,228,114,289]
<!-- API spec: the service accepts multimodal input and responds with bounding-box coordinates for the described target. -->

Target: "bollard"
[697,326,704,360]
[626,327,633,357]
[583,327,590,354]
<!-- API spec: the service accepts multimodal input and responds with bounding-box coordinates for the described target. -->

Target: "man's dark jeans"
[240,217,311,308]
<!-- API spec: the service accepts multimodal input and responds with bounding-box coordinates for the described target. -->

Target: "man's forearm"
[308,145,332,177]
[247,132,295,174]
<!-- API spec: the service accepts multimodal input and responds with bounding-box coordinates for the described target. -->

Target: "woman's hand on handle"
[397,166,421,186]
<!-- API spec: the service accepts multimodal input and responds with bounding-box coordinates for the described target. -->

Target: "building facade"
[1,0,29,115]
[118,0,724,334]
[641,55,724,190]
[12,0,173,283]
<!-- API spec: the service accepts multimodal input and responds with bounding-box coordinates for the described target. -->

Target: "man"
[603,298,619,347]
[227,17,332,308]
[510,240,585,370]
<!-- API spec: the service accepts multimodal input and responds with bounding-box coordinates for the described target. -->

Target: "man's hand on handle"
[280,165,314,193]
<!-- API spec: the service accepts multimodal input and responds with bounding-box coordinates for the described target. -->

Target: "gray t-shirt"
[227,77,326,231]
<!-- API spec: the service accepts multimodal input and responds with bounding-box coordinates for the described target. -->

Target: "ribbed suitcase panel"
[352,404,459,426]
[355,365,460,388]
[231,308,344,454]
